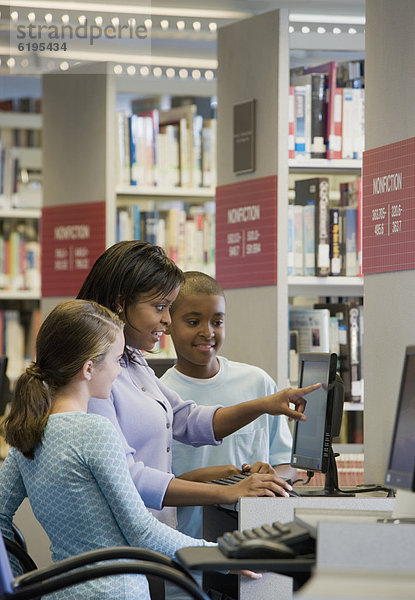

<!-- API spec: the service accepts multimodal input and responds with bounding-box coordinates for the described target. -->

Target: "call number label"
[371,203,403,236]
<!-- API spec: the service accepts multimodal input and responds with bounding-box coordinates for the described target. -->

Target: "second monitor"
[290,352,352,497]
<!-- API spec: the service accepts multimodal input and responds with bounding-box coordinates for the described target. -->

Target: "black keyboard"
[208,473,251,485]
[217,520,315,559]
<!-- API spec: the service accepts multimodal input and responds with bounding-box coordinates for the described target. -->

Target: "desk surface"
[176,546,315,574]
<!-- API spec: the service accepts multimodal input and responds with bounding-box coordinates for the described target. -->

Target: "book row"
[0,220,41,292]
[116,201,216,276]
[0,97,42,148]
[288,177,362,278]
[116,104,217,190]
[289,60,365,160]
[289,300,363,403]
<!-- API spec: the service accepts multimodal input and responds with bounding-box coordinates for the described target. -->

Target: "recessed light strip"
[289,13,365,25]
[8,1,249,20]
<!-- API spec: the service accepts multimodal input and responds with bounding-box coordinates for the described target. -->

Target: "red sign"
[215,176,277,289]
[41,201,106,296]
[363,138,415,274]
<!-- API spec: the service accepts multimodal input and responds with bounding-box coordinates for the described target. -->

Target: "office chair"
[0,533,210,600]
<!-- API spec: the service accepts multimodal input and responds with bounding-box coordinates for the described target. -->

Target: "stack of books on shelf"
[289,300,364,406]
[0,97,42,209]
[289,59,365,161]
[0,220,41,293]
[116,201,216,276]
[288,176,362,278]
[116,100,216,190]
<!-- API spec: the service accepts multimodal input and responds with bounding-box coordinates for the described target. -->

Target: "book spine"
[325,61,338,159]
[287,203,294,275]
[288,86,295,159]
[328,88,343,159]
[293,204,304,276]
[316,178,330,276]
[310,74,327,158]
[344,206,359,276]
[294,86,309,158]
[303,203,315,275]
[348,302,362,402]
[329,207,342,276]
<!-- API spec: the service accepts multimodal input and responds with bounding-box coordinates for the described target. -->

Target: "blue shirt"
[161,356,293,539]
[0,412,213,600]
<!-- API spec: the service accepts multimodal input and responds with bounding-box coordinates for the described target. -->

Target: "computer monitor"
[384,346,415,518]
[290,352,351,496]
[0,357,10,416]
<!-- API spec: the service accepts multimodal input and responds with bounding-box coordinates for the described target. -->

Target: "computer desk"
[177,490,395,600]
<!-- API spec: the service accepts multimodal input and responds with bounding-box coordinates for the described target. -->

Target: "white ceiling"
[1,0,366,97]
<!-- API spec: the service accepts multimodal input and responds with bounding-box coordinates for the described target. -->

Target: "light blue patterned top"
[0,412,213,600]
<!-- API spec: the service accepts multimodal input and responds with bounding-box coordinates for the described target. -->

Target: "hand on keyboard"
[217,520,314,559]
[208,472,296,499]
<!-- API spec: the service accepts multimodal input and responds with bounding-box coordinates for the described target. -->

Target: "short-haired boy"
[161,271,296,543]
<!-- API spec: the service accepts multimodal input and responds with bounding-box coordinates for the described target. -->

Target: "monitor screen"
[291,352,338,473]
[385,346,415,491]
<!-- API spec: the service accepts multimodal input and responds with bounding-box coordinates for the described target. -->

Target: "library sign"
[363,137,415,274]
[215,175,277,289]
[42,201,106,296]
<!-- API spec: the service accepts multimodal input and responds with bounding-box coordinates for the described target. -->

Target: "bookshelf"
[216,9,364,449]
[41,63,217,314]
[0,110,42,389]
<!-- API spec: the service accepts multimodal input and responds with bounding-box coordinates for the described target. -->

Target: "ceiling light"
[348,27,357,34]
[289,25,294,33]
[179,68,188,79]
[21,58,29,67]
[95,16,103,26]
[193,21,201,32]
[209,22,217,32]
[27,12,36,22]
[317,26,326,34]
[11,11,19,20]
[60,61,69,70]
[126,65,136,75]
[333,27,342,34]
[204,70,214,80]
[7,57,16,68]
[61,14,69,24]
[78,15,86,25]
[289,13,365,25]
[9,1,249,20]
[160,19,169,30]
[45,12,52,23]
[176,20,185,31]
[144,18,152,29]
[301,26,310,33]
[111,17,119,26]
[192,69,201,79]
[140,65,149,76]
[166,67,175,78]
[114,64,123,74]
[128,17,136,27]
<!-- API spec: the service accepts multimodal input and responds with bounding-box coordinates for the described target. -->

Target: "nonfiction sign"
[362,137,415,274]
[215,175,277,288]
[42,201,106,296]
